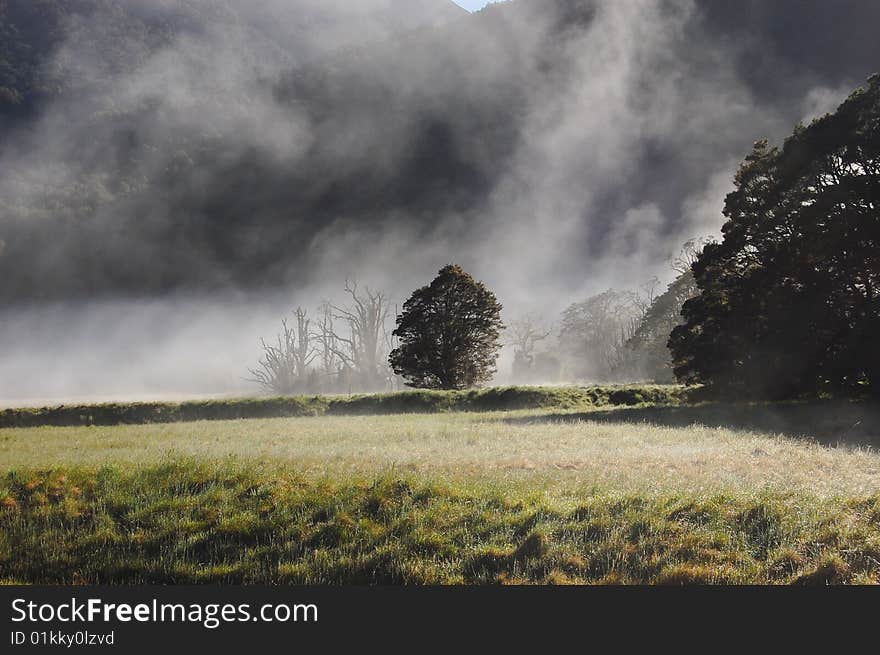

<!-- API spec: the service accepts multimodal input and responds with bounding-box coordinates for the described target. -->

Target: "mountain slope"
[0,0,878,303]
[0,0,466,119]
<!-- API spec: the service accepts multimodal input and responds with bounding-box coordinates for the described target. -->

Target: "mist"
[0,0,877,404]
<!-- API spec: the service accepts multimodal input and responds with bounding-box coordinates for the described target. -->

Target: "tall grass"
[1,462,878,584]
[4,408,879,497]
[3,390,878,585]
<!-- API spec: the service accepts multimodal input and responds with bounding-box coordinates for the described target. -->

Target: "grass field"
[2,389,879,584]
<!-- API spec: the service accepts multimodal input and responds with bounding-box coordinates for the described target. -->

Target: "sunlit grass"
[2,401,879,584]
[1,462,878,585]
[2,408,879,497]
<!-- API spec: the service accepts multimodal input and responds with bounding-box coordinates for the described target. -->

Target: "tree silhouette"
[325,280,392,391]
[508,314,553,382]
[248,307,315,395]
[622,239,710,382]
[389,265,504,390]
[558,289,642,380]
[670,74,880,398]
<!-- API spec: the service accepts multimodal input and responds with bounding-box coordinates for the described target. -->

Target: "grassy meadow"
[1,387,879,584]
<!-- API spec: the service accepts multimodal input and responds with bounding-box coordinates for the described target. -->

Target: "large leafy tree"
[389,265,505,390]
[670,74,880,398]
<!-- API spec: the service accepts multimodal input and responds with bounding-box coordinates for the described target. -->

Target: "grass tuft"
[793,555,852,585]
[514,532,550,561]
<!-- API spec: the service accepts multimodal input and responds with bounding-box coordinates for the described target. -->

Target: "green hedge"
[0,385,689,428]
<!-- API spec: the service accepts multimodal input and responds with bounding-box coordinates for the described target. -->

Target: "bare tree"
[290,307,316,376]
[248,307,316,395]
[634,277,661,314]
[326,280,393,391]
[313,302,340,391]
[248,283,395,395]
[507,314,553,381]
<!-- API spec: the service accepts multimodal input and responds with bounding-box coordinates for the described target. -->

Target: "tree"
[624,239,711,382]
[312,302,341,392]
[248,307,316,395]
[558,289,642,381]
[670,74,880,398]
[389,265,505,390]
[248,282,395,395]
[507,314,554,382]
[325,280,393,392]
[624,272,697,382]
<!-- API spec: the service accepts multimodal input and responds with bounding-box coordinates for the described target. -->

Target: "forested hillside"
[0,0,878,303]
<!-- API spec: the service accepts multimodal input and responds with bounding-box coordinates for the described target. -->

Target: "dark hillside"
[0,0,877,302]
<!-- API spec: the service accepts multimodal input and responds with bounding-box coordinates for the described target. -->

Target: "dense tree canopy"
[670,75,880,398]
[389,265,504,390]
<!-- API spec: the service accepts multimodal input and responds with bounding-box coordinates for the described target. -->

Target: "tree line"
[510,74,878,399]
[671,74,879,398]
[252,74,878,399]
[249,266,505,394]
[249,255,697,394]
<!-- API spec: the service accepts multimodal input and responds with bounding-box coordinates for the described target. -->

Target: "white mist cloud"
[0,0,865,401]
